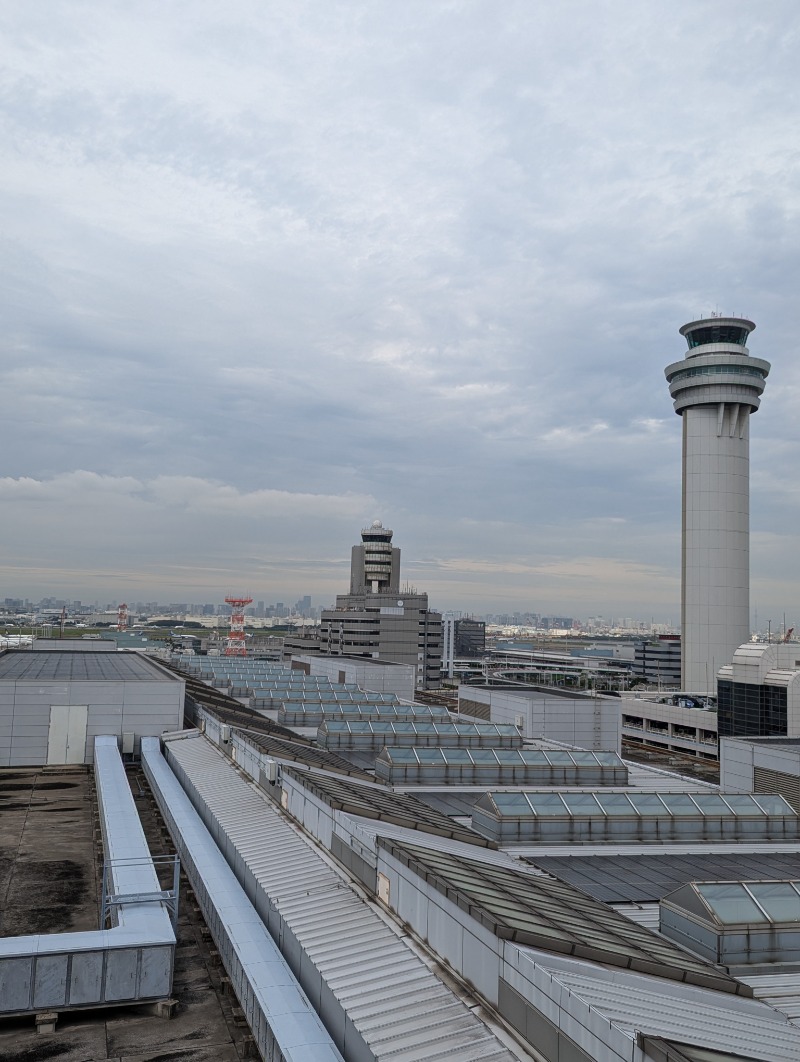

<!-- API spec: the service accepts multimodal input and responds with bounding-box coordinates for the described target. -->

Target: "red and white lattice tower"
[117,603,129,632]
[224,595,252,656]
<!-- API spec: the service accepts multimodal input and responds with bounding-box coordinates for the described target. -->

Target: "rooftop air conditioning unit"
[220,724,231,743]
[514,714,524,729]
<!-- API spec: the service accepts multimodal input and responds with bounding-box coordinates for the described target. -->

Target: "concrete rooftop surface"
[0,763,253,1062]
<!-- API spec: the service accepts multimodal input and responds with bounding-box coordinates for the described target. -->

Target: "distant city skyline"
[0,590,704,634]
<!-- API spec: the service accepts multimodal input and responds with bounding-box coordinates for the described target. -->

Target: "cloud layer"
[1,2,798,620]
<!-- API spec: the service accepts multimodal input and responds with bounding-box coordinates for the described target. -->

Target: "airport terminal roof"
[521,949,800,1062]
[316,718,523,749]
[245,731,376,781]
[378,838,746,995]
[283,766,494,847]
[471,791,799,845]
[527,852,800,904]
[0,649,177,682]
[375,746,628,786]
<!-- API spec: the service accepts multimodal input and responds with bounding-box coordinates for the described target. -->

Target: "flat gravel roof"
[0,650,179,683]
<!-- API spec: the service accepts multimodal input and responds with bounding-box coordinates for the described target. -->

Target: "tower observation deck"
[665,316,770,692]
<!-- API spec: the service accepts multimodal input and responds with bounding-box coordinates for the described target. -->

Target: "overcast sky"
[1,2,798,622]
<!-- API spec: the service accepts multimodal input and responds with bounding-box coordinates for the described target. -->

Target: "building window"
[717,680,787,737]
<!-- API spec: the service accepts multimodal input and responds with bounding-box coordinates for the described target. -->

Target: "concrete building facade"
[621,693,718,758]
[665,316,770,691]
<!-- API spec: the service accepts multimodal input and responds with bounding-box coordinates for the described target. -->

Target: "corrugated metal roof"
[741,972,800,1021]
[141,737,344,1062]
[163,733,520,1062]
[519,948,800,1062]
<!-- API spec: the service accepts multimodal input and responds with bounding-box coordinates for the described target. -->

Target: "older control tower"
[349,520,401,594]
[665,316,770,691]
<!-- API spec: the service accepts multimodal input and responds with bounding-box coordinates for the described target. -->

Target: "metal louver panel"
[754,765,800,812]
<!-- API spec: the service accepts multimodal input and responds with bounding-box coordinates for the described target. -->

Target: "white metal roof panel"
[164,733,520,1062]
[141,737,343,1062]
[741,972,800,1021]
[516,947,800,1061]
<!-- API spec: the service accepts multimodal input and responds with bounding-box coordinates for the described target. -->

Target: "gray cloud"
[0,1,798,620]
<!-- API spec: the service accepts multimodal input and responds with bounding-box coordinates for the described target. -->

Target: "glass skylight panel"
[596,793,638,816]
[488,792,537,813]
[747,881,800,922]
[696,883,768,924]
[415,748,446,763]
[691,795,737,815]
[595,752,623,765]
[470,749,499,763]
[710,795,751,814]
[751,794,794,815]
[629,793,668,813]
[497,750,525,764]
[545,751,574,765]
[560,793,602,815]
[472,786,800,844]
[658,794,702,816]
[444,748,476,763]
[569,752,596,765]
[524,793,568,816]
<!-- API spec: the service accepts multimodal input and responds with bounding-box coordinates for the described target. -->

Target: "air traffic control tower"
[665,316,770,692]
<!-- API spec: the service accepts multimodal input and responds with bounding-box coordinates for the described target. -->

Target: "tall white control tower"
[665,316,770,691]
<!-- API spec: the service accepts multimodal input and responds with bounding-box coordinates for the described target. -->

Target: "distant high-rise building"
[665,316,770,690]
[319,522,442,688]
